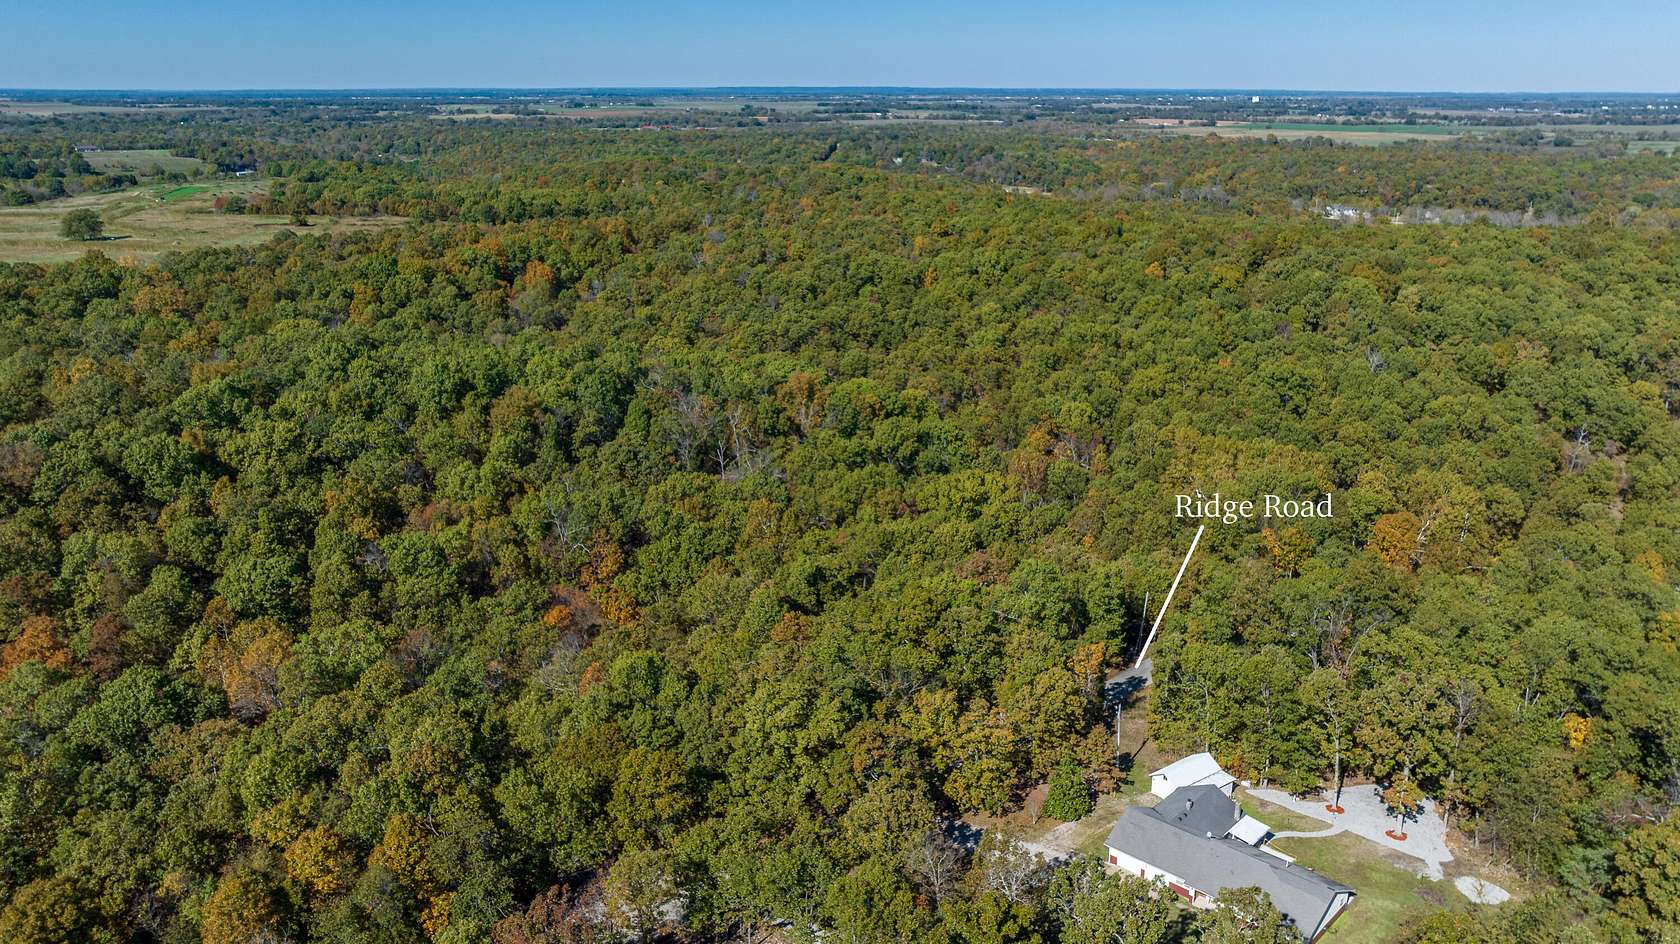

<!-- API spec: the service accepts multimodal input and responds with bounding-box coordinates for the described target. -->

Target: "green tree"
[941,890,1044,944]
[603,846,676,944]
[59,208,103,241]
[1050,857,1174,944]
[1397,911,1487,943]
[608,748,694,847]
[1196,886,1288,944]
[823,857,927,944]
[1609,818,1680,934]
[0,878,100,944]
[1043,758,1093,822]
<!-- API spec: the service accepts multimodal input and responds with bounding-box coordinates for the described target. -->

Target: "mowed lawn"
[1268,832,1472,944]
[0,179,406,264]
[1237,789,1338,834]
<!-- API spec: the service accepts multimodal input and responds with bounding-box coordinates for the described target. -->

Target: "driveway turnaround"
[1248,783,1453,879]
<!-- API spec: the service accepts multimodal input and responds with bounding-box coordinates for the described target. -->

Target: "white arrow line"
[1133,524,1204,669]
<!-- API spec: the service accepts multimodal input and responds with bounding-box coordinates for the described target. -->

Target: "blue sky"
[7,0,1677,92]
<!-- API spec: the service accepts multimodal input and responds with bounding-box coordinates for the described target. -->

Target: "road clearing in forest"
[1133,524,1203,670]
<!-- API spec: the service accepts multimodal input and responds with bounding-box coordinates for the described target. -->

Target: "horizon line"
[5,85,1680,98]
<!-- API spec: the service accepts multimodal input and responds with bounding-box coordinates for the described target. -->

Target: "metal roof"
[1150,751,1224,780]
[1150,752,1239,791]
[1228,814,1272,845]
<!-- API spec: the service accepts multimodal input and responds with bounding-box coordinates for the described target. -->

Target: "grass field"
[1269,833,1470,943]
[1070,792,1139,857]
[0,179,405,264]
[1157,125,1473,146]
[432,97,826,120]
[158,184,212,202]
[1234,121,1466,135]
[0,100,209,116]
[82,148,208,174]
[1156,119,1680,149]
[1237,790,1336,834]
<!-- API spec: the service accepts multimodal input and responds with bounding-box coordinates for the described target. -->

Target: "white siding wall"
[1109,845,1352,941]
[1309,890,1355,941]
[1105,846,1191,892]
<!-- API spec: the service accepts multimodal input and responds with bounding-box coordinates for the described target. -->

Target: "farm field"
[1230,121,1466,135]
[1144,118,1506,145]
[0,179,405,263]
[0,99,209,116]
[1170,119,1680,147]
[81,148,208,174]
[1516,122,1680,135]
[538,96,824,114]
[1155,124,1476,145]
[432,97,826,120]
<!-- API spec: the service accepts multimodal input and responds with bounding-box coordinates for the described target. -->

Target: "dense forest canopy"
[0,101,1678,943]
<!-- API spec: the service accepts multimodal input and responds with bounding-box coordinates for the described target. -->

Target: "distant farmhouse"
[1107,754,1355,942]
[1321,203,1369,223]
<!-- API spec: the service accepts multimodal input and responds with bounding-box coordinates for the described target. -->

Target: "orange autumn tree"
[1368,511,1422,570]
[371,813,455,937]
[582,530,636,624]
[1262,526,1314,577]
[0,616,71,679]
[775,371,828,440]
[200,873,286,944]
[283,826,354,895]
[1068,641,1107,708]
[196,613,294,720]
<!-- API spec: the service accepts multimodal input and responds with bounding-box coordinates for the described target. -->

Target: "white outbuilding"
[1149,752,1237,799]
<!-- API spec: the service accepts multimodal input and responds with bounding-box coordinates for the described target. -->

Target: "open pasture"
[81,148,208,174]
[0,178,404,264]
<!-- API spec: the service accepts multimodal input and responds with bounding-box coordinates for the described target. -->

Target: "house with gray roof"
[1106,780,1355,942]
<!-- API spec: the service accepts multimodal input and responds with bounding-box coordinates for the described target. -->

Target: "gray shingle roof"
[1106,790,1354,940]
[1148,784,1240,837]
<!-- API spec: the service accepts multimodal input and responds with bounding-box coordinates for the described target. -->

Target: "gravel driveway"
[1248,783,1453,879]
